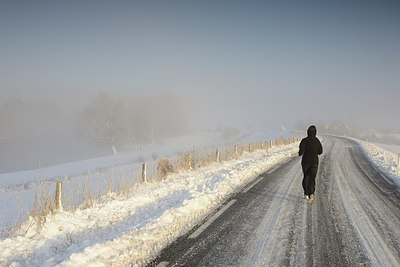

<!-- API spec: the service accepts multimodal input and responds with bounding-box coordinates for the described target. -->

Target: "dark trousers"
[302,164,318,196]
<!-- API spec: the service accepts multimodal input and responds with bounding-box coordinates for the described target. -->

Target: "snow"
[0,130,295,230]
[0,140,298,266]
[373,142,400,154]
[0,130,293,193]
[0,133,221,190]
[356,139,400,187]
[1,133,399,266]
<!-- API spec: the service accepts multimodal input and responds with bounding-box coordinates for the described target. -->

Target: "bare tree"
[75,92,129,154]
[127,93,187,146]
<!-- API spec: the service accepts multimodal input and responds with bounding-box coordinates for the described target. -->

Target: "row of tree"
[0,92,187,155]
[74,92,188,154]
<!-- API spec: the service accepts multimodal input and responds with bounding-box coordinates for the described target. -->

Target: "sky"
[1,0,400,130]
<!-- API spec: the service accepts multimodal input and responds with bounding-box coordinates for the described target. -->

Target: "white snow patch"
[357,140,400,187]
[0,143,298,266]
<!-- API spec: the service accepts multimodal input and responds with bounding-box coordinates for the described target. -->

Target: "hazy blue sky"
[1,0,399,130]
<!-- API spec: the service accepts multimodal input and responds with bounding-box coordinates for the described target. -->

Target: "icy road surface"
[151,137,400,266]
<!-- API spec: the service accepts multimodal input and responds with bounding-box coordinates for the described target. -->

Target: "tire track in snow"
[332,138,400,266]
[193,158,307,267]
[151,136,400,266]
[243,159,304,266]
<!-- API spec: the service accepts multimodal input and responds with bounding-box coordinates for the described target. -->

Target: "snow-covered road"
[152,136,400,266]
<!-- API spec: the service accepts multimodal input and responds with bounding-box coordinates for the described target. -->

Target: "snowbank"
[0,130,298,231]
[0,143,298,266]
[357,140,400,187]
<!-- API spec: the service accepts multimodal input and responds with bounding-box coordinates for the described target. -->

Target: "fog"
[1,1,399,172]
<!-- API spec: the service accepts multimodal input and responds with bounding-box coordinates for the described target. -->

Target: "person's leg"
[302,164,310,196]
[308,165,318,195]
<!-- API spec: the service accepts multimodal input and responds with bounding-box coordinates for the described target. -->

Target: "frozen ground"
[357,139,400,187]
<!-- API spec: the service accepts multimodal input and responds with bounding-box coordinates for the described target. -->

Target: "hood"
[307,125,317,137]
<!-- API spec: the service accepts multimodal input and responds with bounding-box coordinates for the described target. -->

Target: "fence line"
[142,163,147,183]
[397,153,400,176]
[0,136,301,236]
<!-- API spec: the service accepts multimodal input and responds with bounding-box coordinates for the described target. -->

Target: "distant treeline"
[0,92,188,154]
[75,92,188,153]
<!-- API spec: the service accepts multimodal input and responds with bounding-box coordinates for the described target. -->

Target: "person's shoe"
[308,194,315,204]
[305,195,310,200]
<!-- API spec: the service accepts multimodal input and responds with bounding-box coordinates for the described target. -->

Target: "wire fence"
[0,137,301,238]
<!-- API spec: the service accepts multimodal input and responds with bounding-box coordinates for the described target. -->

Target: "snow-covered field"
[373,142,400,154]
[0,140,298,266]
[0,132,226,190]
[357,140,400,187]
[0,130,295,231]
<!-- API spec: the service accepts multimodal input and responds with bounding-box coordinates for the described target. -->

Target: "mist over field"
[1,0,399,172]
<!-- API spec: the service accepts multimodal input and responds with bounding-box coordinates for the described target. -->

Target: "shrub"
[29,184,55,230]
[176,153,192,171]
[157,158,174,179]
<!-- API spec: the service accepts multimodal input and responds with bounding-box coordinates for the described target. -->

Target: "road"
[149,136,400,267]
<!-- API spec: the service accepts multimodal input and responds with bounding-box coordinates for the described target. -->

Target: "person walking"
[298,125,323,203]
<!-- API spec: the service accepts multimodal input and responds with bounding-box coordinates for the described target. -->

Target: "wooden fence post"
[397,154,400,175]
[192,144,196,170]
[55,180,63,211]
[216,149,220,163]
[249,143,252,152]
[234,145,238,158]
[188,154,192,170]
[142,163,147,183]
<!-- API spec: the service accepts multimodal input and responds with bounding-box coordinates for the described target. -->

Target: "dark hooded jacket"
[298,125,323,165]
